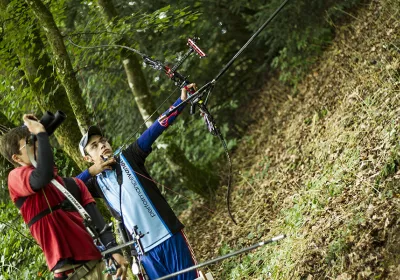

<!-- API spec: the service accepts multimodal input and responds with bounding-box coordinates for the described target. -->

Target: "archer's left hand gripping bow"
[144,38,221,137]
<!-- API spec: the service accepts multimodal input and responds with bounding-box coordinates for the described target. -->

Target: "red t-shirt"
[8,166,102,270]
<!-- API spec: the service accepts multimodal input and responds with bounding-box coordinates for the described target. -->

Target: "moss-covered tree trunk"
[0,0,85,170]
[25,0,90,134]
[96,0,218,198]
[16,36,85,171]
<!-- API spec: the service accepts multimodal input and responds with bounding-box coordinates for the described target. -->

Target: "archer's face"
[85,135,113,164]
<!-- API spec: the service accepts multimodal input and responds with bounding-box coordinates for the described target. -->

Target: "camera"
[39,111,66,136]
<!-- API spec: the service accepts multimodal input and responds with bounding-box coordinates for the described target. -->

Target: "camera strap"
[20,177,81,227]
[26,135,100,240]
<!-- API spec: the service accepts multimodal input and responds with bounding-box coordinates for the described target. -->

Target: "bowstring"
[67,35,237,224]
[68,36,147,58]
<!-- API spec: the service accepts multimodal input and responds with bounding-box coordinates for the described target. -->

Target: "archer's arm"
[136,83,195,153]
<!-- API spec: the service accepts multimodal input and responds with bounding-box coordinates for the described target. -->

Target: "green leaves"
[0,203,50,279]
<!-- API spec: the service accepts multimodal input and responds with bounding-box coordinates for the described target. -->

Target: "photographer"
[0,114,127,280]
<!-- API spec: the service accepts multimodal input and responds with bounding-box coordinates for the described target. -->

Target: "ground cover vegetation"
[1,0,398,279]
[181,0,400,278]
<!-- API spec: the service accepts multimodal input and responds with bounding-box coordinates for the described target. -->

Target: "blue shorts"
[140,231,199,280]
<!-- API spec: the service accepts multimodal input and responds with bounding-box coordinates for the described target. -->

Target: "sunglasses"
[19,137,35,151]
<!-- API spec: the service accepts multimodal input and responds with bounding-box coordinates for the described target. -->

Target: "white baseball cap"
[78,126,103,156]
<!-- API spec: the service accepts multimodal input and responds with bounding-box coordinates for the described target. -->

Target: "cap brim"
[86,126,103,139]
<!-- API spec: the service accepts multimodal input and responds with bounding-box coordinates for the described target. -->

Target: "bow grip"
[184,84,197,115]
[184,84,196,96]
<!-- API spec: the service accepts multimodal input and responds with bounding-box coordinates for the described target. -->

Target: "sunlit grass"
[194,0,400,279]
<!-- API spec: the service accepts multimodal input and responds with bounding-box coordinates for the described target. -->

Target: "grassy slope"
[180,0,400,279]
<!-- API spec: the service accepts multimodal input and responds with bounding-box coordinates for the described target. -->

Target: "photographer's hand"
[23,114,46,135]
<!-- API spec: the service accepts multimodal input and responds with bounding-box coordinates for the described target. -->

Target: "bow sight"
[143,37,220,136]
[142,37,206,83]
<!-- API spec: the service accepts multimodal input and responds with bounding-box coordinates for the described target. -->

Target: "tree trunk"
[0,0,85,170]
[25,0,90,134]
[96,0,218,198]
[16,33,85,170]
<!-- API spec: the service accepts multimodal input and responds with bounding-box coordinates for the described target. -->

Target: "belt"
[54,260,100,280]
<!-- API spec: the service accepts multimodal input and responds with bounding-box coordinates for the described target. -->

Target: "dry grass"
[181,0,400,279]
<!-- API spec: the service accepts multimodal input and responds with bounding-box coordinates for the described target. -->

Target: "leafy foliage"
[0,0,368,278]
[0,202,51,280]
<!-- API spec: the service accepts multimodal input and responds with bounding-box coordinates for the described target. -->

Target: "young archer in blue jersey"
[77,84,199,280]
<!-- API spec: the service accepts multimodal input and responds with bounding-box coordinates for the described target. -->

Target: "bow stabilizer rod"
[156,234,287,280]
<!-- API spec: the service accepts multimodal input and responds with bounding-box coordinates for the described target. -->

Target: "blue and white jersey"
[96,154,172,252]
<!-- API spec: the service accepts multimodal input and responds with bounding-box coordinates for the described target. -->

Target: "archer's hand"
[181,83,197,101]
[111,253,128,280]
[88,157,116,176]
[23,114,46,135]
